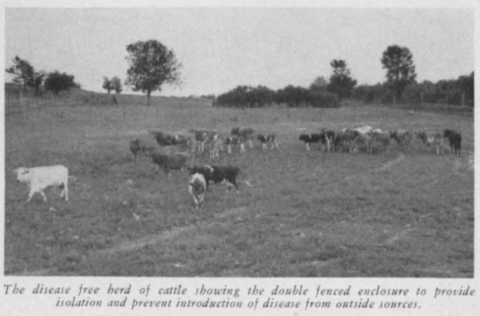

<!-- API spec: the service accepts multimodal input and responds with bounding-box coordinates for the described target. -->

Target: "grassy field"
[4,95,474,277]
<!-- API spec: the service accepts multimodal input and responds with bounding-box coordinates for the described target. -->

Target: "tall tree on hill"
[44,71,78,96]
[5,56,35,93]
[111,76,123,95]
[102,77,113,94]
[111,76,123,105]
[125,40,182,105]
[381,45,417,97]
[327,60,357,100]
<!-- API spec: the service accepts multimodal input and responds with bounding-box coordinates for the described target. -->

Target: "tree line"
[6,56,80,96]
[352,72,474,107]
[6,41,474,108]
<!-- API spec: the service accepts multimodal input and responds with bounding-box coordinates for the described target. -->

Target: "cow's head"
[13,167,30,182]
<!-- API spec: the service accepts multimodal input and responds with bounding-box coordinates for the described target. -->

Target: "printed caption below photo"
[3,283,476,311]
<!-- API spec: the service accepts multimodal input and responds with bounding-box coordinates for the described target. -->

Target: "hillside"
[4,82,213,109]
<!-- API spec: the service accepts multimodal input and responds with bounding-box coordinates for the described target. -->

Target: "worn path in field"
[98,207,250,255]
[375,153,406,172]
[16,207,251,276]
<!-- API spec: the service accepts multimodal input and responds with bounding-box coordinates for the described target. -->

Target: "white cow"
[188,173,206,210]
[14,165,70,203]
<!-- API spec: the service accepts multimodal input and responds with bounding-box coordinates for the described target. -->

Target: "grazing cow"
[188,173,207,210]
[370,130,391,155]
[14,165,70,203]
[444,129,462,156]
[146,151,189,179]
[334,130,359,153]
[187,165,252,193]
[390,129,412,152]
[231,127,255,148]
[299,133,322,151]
[225,136,245,154]
[257,134,279,150]
[414,130,443,154]
[149,130,179,147]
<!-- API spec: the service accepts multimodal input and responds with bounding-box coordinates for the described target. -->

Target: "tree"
[44,71,77,96]
[381,45,417,97]
[102,77,113,94]
[5,56,35,92]
[110,76,123,106]
[125,40,182,105]
[111,76,123,95]
[30,71,46,95]
[309,76,328,92]
[326,60,357,100]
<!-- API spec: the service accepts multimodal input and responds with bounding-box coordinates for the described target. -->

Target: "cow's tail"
[239,170,253,187]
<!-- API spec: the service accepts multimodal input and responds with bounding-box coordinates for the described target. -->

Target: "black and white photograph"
[2,0,476,287]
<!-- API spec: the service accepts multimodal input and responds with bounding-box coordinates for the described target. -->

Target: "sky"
[4,3,474,97]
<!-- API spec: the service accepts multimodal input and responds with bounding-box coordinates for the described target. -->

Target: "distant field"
[4,97,474,277]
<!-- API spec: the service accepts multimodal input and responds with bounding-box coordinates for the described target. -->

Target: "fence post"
[20,89,26,116]
[353,102,356,123]
[156,104,159,124]
[462,92,465,106]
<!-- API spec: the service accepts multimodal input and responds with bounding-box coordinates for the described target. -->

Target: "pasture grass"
[4,99,474,277]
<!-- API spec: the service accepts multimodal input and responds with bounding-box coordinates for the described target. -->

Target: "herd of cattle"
[127,125,462,210]
[298,126,462,155]
[12,124,463,211]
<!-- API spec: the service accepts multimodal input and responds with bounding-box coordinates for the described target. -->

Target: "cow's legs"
[27,190,36,203]
[40,191,47,201]
[63,183,69,201]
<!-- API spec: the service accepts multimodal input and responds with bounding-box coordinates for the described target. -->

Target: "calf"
[14,165,70,203]
[299,133,322,151]
[257,134,278,150]
[147,151,189,179]
[188,173,207,210]
[415,130,443,154]
[444,129,462,156]
[187,165,252,194]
